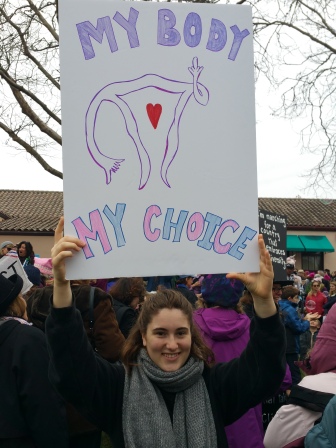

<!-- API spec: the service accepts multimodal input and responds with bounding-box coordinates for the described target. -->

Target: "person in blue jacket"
[278,285,319,385]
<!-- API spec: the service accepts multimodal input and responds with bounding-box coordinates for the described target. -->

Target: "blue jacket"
[278,299,309,353]
[305,395,336,447]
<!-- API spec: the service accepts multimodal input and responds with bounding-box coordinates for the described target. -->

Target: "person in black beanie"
[0,273,68,448]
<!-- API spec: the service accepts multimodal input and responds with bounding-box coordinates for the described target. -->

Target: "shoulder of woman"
[10,324,48,358]
[16,323,46,341]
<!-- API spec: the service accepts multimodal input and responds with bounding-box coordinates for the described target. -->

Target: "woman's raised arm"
[52,217,85,308]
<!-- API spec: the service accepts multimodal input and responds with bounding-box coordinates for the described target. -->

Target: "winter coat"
[305,291,327,315]
[304,394,336,447]
[27,284,125,362]
[193,308,250,360]
[27,285,125,438]
[175,284,198,307]
[278,299,310,354]
[112,298,138,339]
[46,303,286,448]
[323,294,336,315]
[0,319,68,447]
[194,307,264,448]
[264,372,336,448]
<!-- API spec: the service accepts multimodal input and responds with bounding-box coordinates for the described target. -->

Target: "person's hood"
[193,308,250,341]
[309,303,336,375]
[0,320,19,347]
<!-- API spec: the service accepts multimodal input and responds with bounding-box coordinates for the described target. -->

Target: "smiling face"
[142,308,192,372]
[330,283,336,294]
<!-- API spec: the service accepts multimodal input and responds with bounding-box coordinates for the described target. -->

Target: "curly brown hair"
[121,289,214,373]
[109,278,146,307]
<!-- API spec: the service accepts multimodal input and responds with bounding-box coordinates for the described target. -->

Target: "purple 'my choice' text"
[72,203,257,261]
[76,7,250,61]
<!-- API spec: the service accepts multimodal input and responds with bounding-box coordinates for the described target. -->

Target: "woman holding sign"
[46,217,286,448]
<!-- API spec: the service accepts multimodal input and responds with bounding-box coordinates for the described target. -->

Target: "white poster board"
[0,253,32,295]
[59,0,259,279]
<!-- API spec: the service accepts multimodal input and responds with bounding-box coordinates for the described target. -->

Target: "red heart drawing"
[146,103,162,129]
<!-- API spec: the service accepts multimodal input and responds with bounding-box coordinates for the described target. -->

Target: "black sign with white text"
[259,209,287,281]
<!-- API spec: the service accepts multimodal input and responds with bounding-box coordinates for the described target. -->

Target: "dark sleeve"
[16,327,68,448]
[45,302,125,435]
[324,297,336,311]
[206,310,286,426]
[118,308,137,339]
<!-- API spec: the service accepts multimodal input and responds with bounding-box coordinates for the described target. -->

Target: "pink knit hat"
[34,258,53,276]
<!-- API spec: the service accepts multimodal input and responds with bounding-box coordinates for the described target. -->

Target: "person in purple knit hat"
[194,274,264,448]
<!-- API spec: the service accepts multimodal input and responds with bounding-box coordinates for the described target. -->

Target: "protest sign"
[0,253,32,295]
[59,0,259,279]
[259,209,287,281]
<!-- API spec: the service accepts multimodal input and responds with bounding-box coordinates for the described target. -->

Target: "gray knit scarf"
[123,348,217,448]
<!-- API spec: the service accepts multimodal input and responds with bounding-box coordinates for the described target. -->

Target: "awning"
[287,235,334,253]
[287,235,305,252]
[299,235,335,253]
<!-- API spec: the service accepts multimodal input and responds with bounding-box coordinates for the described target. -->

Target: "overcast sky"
[0,5,334,200]
[1,88,332,199]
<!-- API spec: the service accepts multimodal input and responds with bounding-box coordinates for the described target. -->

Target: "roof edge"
[288,226,336,232]
[0,231,54,236]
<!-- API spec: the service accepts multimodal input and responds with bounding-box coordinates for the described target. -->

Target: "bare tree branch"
[0,5,60,88]
[0,67,61,124]
[0,0,335,191]
[0,120,63,178]
[27,0,59,42]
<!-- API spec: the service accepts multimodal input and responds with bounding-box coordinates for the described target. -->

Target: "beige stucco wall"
[287,230,336,270]
[0,235,54,259]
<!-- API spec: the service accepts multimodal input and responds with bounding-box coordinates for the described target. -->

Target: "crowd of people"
[0,230,336,447]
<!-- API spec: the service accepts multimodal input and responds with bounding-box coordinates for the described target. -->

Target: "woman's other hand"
[226,234,276,318]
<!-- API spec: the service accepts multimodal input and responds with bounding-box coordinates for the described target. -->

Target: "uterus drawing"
[85,57,209,189]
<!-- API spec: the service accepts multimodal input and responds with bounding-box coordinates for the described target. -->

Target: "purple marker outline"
[85,57,209,189]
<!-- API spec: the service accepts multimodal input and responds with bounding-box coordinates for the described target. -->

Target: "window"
[301,252,323,271]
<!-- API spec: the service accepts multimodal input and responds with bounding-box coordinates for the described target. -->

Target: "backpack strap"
[89,286,95,333]
[115,305,130,325]
[288,385,335,413]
